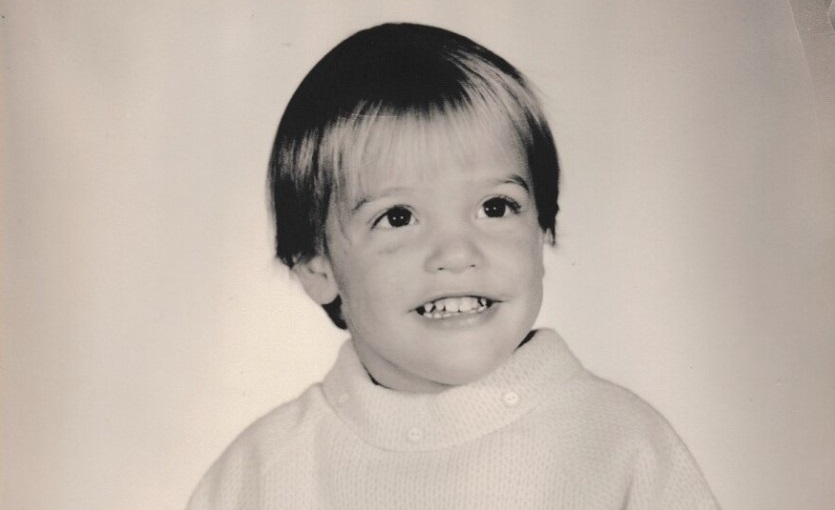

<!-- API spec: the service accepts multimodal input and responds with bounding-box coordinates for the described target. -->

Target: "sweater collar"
[322,329,583,452]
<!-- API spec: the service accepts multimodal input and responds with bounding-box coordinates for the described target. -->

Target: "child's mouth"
[416,296,493,319]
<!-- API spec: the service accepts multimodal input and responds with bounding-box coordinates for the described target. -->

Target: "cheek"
[362,230,421,270]
[500,223,546,270]
[375,238,410,257]
[333,247,409,307]
[531,234,546,278]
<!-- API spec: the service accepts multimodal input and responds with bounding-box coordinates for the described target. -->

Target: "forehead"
[330,108,528,206]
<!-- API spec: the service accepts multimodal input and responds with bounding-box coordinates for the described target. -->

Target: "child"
[187,23,718,509]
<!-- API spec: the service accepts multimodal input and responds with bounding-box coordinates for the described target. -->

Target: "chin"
[429,349,510,386]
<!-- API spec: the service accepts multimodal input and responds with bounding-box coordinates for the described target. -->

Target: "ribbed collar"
[322,329,583,452]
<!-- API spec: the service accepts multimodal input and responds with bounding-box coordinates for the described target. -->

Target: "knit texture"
[187,329,718,509]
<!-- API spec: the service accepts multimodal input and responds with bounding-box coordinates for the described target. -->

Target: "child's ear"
[293,255,340,305]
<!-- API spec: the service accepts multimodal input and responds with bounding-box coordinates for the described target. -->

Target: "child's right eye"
[373,206,415,229]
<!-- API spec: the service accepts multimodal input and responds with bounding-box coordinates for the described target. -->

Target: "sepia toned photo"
[3,1,834,509]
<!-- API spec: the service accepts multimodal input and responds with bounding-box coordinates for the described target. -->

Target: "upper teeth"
[421,296,489,314]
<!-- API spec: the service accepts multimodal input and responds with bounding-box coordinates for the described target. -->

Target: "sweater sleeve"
[625,416,719,510]
[185,386,325,510]
[185,437,263,510]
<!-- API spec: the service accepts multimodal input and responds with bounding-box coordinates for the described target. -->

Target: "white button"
[337,394,349,405]
[502,391,520,407]
[406,427,424,442]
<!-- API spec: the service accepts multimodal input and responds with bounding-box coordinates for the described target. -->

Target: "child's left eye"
[478,196,520,218]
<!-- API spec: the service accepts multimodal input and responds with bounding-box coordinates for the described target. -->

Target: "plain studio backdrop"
[2,1,834,509]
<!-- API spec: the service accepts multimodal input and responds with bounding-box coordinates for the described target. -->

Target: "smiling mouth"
[416,296,494,319]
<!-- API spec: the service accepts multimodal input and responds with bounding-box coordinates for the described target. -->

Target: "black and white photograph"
[3,1,834,509]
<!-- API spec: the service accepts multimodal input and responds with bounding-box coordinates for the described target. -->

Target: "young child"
[188,23,718,509]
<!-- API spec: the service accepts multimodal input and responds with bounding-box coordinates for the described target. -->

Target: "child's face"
[307,123,546,393]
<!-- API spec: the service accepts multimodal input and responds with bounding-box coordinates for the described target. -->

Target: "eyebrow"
[350,186,410,214]
[498,174,531,193]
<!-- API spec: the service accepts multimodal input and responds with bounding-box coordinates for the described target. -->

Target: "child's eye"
[478,196,521,219]
[373,206,415,229]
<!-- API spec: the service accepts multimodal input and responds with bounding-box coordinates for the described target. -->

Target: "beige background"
[3,1,834,509]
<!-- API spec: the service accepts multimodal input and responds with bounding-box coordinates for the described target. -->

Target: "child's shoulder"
[188,384,330,505]
[528,332,680,437]
[225,383,329,463]
[551,365,694,458]
[573,371,669,425]
[523,360,717,508]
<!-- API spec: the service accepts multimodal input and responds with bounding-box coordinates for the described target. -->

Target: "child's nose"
[424,226,485,273]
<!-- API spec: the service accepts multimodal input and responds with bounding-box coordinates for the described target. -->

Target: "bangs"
[320,64,540,209]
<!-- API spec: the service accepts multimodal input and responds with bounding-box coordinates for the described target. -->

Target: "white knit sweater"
[187,329,718,509]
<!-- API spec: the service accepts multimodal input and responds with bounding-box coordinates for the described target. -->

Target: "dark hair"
[268,23,560,328]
